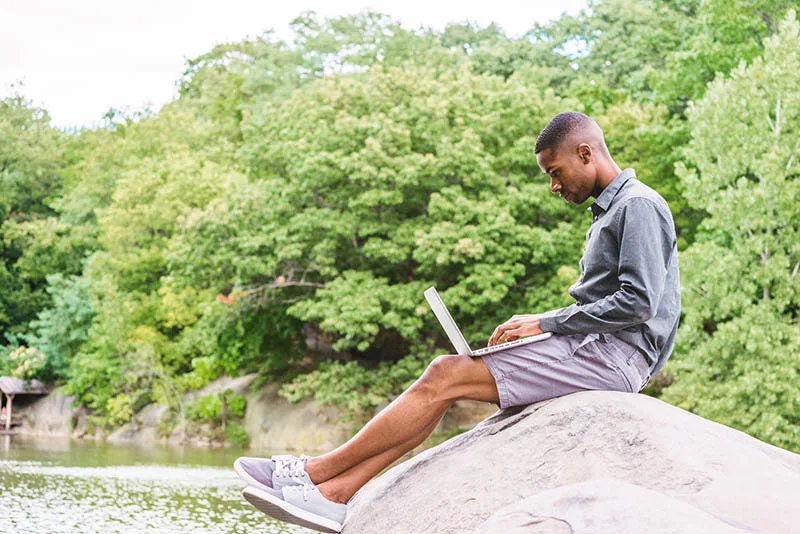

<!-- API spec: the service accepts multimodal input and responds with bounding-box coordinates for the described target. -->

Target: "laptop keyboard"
[472,337,532,355]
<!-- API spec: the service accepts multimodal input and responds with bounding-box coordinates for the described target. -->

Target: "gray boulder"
[342,391,800,533]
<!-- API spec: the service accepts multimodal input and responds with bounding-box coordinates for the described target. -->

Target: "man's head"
[535,112,616,205]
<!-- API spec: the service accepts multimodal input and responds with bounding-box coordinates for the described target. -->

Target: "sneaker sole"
[233,458,277,494]
[242,486,343,533]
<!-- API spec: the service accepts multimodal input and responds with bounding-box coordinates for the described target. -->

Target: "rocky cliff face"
[342,391,800,534]
[103,374,354,450]
[15,386,82,437]
[14,376,496,453]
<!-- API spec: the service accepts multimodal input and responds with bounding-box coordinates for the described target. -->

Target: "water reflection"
[0,435,309,533]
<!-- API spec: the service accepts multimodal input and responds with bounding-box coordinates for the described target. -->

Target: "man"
[234,111,681,533]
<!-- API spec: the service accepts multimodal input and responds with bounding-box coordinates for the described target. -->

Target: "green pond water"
[0,434,309,533]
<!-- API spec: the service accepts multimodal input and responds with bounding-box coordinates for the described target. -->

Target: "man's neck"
[592,160,623,198]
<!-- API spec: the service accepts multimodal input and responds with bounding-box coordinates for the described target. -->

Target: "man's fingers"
[490,323,507,345]
[497,326,521,345]
[489,316,543,346]
[490,323,511,346]
[489,326,502,346]
[490,319,522,346]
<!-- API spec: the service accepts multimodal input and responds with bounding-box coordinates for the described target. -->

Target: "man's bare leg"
[314,409,447,504]
[303,354,499,494]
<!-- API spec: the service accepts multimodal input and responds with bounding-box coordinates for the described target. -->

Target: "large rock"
[243,381,350,452]
[15,387,79,436]
[343,391,800,533]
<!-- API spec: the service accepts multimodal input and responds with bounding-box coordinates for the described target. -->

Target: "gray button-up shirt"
[538,168,681,376]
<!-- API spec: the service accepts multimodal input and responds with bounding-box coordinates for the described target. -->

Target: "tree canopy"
[1,2,797,451]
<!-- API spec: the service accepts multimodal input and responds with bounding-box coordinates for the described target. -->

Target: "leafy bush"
[105,393,134,426]
[0,345,47,379]
[185,388,249,444]
[226,391,247,417]
[225,422,250,448]
[187,393,222,423]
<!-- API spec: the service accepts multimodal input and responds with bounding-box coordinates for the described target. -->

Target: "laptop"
[424,286,552,356]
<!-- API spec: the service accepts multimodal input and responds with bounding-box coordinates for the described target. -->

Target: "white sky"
[1,0,586,130]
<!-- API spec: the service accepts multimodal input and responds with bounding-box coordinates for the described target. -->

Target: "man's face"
[536,144,596,205]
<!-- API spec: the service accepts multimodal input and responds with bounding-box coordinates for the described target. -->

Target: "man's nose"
[550,178,560,194]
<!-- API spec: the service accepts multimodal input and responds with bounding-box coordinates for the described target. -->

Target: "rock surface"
[342,391,800,534]
[16,386,80,437]
[244,381,350,452]
[15,374,496,451]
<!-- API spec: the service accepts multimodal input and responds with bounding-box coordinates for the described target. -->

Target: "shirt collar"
[589,168,636,217]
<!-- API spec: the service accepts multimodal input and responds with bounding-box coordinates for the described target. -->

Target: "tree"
[0,92,65,337]
[178,34,306,144]
[661,11,800,452]
[182,62,584,363]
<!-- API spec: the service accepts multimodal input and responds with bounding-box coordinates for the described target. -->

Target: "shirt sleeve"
[538,197,675,335]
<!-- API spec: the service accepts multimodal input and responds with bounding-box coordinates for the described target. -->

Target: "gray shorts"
[481,332,652,409]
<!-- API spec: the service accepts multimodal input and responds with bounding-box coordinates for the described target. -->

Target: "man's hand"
[488,314,544,346]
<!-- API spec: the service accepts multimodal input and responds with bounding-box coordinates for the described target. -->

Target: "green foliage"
[187,394,223,422]
[174,297,305,377]
[281,347,434,423]
[0,345,47,379]
[105,393,134,427]
[187,389,247,423]
[184,389,249,445]
[662,11,800,452]
[0,93,66,337]
[287,273,428,352]
[545,0,794,114]
[178,36,305,142]
[0,93,63,215]
[226,391,247,417]
[21,273,94,381]
[422,425,472,449]
[231,62,580,358]
[225,422,250,448]
[178,356,222,390]
[1,5,797,453]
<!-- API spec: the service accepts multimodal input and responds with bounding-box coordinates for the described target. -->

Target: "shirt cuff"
[538,309,564,334]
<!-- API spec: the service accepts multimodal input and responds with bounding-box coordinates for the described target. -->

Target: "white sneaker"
[233,457,276,493]
[242,484,347,533]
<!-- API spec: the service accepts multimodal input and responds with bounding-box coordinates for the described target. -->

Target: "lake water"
[0,434,309,533]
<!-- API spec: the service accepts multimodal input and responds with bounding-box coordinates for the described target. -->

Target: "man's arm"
[538,197,675,335]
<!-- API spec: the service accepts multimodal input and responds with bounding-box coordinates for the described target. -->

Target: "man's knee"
[425,353,462,378]
[415,354,462,399]
[416,354,496,404]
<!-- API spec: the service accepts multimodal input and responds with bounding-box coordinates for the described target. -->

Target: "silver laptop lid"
[424,287,472,356]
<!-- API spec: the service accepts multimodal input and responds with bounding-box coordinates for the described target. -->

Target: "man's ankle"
[304,456,326,485]
[316,481,350,505]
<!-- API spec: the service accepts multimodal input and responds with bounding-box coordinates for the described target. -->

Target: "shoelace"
[276,456,307,480]
[285,483,313,502]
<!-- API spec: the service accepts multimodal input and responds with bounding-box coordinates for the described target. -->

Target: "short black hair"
[535,111,593,154]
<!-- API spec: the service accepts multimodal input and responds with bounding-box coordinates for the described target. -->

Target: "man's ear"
[578,143,592,164]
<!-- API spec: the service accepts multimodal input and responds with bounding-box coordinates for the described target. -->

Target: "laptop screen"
[424,287,472,356]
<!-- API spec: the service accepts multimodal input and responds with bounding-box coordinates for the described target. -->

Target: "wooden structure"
[0,377,48,431]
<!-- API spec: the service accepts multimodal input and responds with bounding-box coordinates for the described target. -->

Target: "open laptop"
[424,286,551,356]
